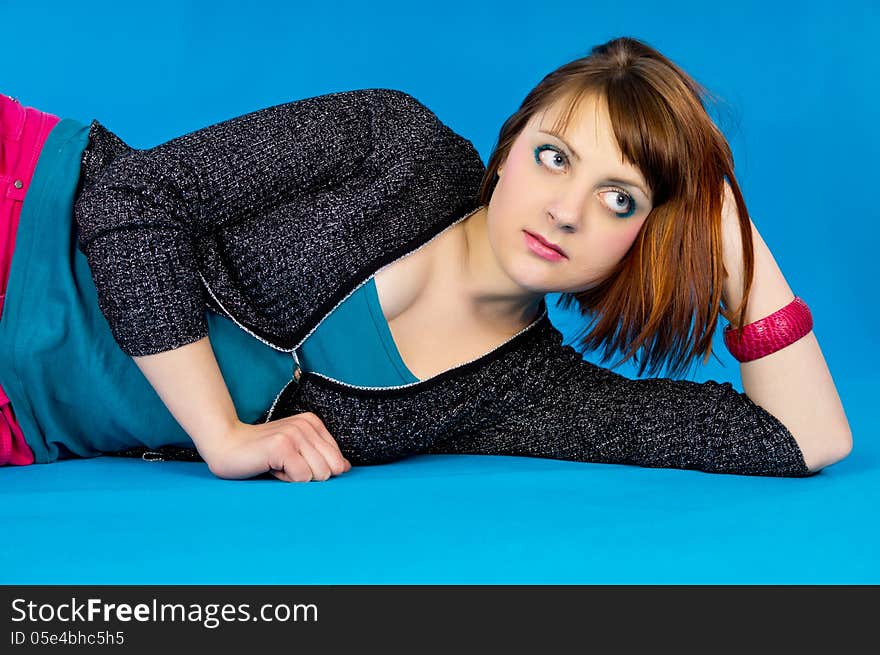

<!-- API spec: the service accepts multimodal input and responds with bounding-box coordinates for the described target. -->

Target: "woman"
[0,36,852,481]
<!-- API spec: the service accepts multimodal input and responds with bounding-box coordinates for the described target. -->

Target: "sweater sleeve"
[72,88,444,357]
[425,353,813,478]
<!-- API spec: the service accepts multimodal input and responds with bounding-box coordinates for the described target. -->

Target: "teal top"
[0,118,419,464]
[296,276,421,387]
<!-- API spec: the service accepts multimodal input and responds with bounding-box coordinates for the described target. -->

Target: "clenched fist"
[201,412,352,482]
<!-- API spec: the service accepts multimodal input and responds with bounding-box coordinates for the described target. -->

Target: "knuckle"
[270,431,289,447]
[300,411,321,425]
[302,412,331,434]
[277,427,305,445]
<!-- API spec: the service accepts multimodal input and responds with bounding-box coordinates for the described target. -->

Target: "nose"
[547,184,587,233]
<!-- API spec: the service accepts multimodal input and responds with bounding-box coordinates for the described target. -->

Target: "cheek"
[581,221,645,276]
[497,142,537,189]
[607,221,644,257]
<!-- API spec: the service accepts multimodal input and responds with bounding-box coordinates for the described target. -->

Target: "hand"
[201,412,352,482]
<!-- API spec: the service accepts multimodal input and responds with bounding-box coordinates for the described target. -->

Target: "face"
[487,92,653,294]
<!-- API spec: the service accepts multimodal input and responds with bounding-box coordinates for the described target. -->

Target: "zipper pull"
[292,349,303,382]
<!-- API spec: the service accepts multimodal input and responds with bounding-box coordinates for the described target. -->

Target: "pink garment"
[0,93,60,466]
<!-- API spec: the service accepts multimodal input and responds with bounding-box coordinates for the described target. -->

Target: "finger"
[270,469,292,483]
[266,438,312,483]
[297,414,351,467]
[289,430,334,481]
[296,420,350,475]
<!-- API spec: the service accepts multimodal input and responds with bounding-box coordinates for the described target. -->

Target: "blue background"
[2,0,877,584]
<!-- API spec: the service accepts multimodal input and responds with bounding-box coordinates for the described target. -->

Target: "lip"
[523,230,568,261]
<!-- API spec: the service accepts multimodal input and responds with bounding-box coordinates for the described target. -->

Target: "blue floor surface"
[3,444,876,584]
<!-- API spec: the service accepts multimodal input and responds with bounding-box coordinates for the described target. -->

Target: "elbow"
[802,431,853,474]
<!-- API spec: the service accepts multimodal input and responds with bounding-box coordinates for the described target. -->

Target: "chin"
[508,268,561,295]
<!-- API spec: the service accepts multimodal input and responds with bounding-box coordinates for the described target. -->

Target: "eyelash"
[533,145,637,219]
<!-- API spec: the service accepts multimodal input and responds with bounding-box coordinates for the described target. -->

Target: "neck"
[445,205,545,331]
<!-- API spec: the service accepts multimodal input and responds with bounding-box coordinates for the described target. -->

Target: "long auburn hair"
[479,36,755,379]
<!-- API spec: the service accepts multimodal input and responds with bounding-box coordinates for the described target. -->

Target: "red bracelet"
[723,296,813,363]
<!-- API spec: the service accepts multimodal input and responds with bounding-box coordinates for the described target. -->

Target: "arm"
[132,336,352,480]
[130,336,239,461]
[719,183,852,473]
[424,353,812,477]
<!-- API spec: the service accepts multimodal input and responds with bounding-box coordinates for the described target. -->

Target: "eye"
[599,188,637,218]
[534,145,568,171]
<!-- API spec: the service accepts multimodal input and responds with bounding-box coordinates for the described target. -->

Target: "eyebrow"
[537,129,651,200]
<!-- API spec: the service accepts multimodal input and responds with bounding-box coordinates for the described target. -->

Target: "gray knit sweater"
[73,88,811,477]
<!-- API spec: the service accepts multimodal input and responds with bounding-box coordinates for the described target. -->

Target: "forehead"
[531,92,618,155]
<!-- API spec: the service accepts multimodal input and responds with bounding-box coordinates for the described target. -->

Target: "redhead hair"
[479,36,755,378]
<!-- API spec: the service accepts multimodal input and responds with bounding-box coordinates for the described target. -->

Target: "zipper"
[263,375,298,424]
